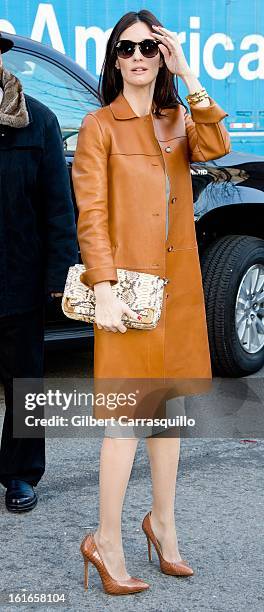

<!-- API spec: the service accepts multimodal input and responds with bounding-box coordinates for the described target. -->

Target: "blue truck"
[1,0,264,154]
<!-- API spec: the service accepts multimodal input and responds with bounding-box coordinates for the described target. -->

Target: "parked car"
[4,34,264,377]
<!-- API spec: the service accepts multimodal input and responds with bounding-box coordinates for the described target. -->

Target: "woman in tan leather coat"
[72,9,231,596]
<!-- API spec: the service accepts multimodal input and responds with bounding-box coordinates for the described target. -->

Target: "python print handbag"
[62,264,169,329]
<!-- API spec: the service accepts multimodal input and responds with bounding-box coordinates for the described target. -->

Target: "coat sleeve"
[40,112,79,293]
[72,112,118,289]
[183,96,231,162]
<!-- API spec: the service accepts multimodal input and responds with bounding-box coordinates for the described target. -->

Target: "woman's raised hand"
[94,283,139,332]
[150,24,193,77]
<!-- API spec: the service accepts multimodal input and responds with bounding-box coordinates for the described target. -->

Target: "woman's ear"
[115,61,120,70]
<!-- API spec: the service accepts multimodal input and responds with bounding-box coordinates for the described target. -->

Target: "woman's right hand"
[93,281,139,333]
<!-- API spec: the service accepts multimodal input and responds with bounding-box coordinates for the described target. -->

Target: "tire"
[200,235,264,377]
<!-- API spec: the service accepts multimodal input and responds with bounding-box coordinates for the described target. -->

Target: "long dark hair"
[97,9,188,117]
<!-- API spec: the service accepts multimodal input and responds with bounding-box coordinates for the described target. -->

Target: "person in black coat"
[0,33,78,511]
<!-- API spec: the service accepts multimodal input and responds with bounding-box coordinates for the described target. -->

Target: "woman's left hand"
[150,25,192,77]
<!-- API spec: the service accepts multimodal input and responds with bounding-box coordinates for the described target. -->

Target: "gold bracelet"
[185,89,209,105]
[185,90,208,102]
[185,87,206,100]
[187,94,210,106]
[186,92,209,104]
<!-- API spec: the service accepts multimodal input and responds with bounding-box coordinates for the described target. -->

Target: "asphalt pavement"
[0,344,263,612]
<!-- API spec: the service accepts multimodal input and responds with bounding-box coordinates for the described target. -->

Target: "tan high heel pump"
[80,533,150,595]
[142,512,194,576]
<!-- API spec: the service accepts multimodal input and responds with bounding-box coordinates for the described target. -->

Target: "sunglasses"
[115,38,160,59]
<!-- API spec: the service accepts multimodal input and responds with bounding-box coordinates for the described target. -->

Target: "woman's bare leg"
[146,432,182,562]
[94,437,139,580]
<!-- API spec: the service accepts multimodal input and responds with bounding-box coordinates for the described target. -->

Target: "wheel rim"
[235,264,264,354]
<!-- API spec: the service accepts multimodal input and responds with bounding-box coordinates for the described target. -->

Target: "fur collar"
[0,65,29,128]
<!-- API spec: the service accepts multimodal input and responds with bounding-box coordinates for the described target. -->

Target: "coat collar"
[109,91,183,141]
[110,91,156,120]
[0,65,29,128]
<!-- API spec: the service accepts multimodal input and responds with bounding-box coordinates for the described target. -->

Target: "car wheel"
[200,235,264,376]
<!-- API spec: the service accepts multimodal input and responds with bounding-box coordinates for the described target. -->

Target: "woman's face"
[115,21,163,88]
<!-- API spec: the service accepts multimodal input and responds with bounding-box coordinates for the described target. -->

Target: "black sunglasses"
[115,38,160,59]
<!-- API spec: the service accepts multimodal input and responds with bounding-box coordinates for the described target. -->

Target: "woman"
[72,9,230,596]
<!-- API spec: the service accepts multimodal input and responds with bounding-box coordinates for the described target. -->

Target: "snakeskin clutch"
[62,264,169,329]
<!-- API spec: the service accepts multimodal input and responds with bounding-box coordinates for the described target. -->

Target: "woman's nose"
[133,45,143,59]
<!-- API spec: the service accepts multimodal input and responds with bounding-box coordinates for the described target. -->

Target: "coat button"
[171,196,177,203]
[165,146,171,152]
[167,246,174,252]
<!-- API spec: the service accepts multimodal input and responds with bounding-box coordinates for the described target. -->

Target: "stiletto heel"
[80,533,150,595]
[147,536,152,562]
[142,512,194,577]
[82,555,89,590]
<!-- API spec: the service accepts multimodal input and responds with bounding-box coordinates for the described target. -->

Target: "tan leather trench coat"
[72,91,230,405]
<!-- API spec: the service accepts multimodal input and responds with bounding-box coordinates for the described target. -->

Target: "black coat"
[0,94,78,317]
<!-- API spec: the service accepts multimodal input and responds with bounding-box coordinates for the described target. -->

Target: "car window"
[5,49,100,151]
